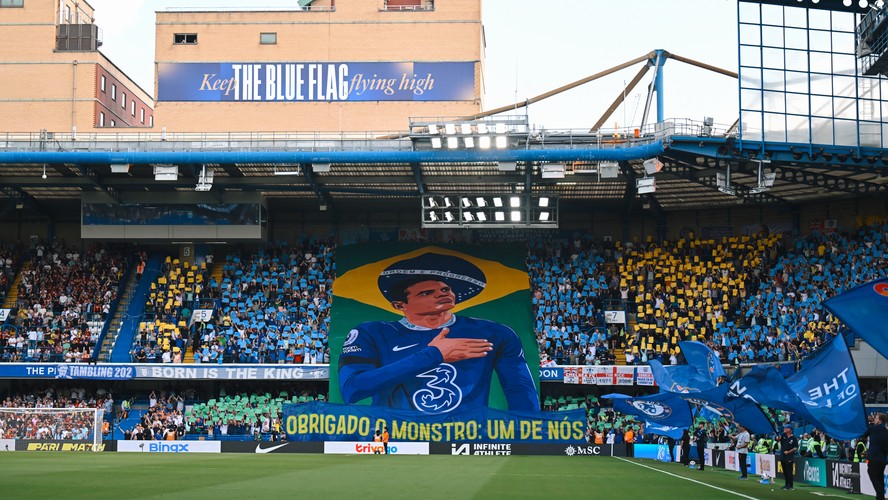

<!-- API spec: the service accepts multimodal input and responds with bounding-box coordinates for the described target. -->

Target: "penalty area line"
[612,457,760,500]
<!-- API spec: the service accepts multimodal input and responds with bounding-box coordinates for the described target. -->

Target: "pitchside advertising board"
[430,442,621,457]
[157,62,475,102]
[117,441,220,453]
[16,440,114,452]
[324,441,430,455]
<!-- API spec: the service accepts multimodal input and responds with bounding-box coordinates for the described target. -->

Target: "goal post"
[0,407,105,451]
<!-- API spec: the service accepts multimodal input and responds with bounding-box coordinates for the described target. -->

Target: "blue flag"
[646,422,686,440]
[679,341,727,382]
[679,384,775,436]
[785,336,867,441]
[824,277,888,361]
[602,392,693,429]
[728,365,817,424]
[649,342,725,394]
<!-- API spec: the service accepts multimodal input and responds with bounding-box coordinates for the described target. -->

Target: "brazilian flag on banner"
[329,243,539,412]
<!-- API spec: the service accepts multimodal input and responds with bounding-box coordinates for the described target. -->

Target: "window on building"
[149,115,154,127]
[260,32,277,45]
[382,0,433,11]
[64,5,71,22]
[131,101,136,116]
[111,83,116,101]
[100,75,106,93]
[174,33,198,45]
[99,112,105,127]
[110,120,115,127]
[0,0,25,7]
[121,93,126,109]
[140,108,145,124]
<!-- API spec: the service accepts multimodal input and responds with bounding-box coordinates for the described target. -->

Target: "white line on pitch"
[612,457,760,500]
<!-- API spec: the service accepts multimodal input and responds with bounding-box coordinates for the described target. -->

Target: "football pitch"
[0,453,858,499]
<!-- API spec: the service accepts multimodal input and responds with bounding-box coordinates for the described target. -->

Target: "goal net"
[0,408,105,451]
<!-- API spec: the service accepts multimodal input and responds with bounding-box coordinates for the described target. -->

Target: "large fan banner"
[329,244,539,413]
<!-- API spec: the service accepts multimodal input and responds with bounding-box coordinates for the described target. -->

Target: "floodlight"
[464,137,475,148]
[510,196,521,208]
[461,197,472,208]
[476,212,487,222]
[313,163,332,173]
[447,137,459,149]
[460,124,472,135]
[495,136,508,149]
[477,123,489,134]
[428,124,440,134]
[493,197,504,208]
[445,124,457,135]
[479,136,492,149]
[511,211,522,222]
[444,211,455,222]
[431,137,442,149]
[539,212,550,221]
[443,197,453,208]
[427,211,439,222]
[463,212,475,222]
[495,123,507,134]
[495,211,505,221]
[475,197,487,207]
[539,197,549,208]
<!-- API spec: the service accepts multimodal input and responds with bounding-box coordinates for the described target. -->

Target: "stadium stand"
[0,243,127,363]
[189,242,334,365]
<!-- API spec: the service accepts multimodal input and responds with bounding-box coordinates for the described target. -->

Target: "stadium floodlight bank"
[422,194,558,229]
[0,408,104,451]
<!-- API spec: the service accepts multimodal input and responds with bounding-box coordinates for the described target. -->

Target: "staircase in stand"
[2,261,31,309]
[97,266,140,362]
[182,261,223,365]
[613,348,626,366]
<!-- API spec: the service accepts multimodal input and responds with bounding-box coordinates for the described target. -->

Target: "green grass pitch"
[0,453,859,499]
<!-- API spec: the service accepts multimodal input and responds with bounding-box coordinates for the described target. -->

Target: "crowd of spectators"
[0,385,112,440]
[134,239,335,364]
[0,242,127,363]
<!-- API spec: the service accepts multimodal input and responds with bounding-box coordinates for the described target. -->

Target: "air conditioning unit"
[541,163,565,179]
[153,165,178,181]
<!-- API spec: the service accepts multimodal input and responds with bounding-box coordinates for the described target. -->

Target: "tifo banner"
[539,367,564,381]
[330,244,539,413]
[134,364,328,381]
[0,364,134,380]
[158,62,474,102]
[283,402,586,444]
[636,366,656,386]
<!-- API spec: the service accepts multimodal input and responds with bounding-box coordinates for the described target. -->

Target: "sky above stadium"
[88,0,738,131]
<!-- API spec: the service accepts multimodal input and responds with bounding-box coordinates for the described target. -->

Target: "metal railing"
[0,119,731,154]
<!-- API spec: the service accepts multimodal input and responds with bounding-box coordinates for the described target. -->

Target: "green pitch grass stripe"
[614,457,760,500]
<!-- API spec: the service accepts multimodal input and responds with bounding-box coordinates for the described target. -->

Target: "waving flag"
[602,392,693,429]
[824,277,888,360]
[728,364,817,423]
[646,422,686,440]
[648,342,724,394]
[785,336,866,440]
[679,341,727,381]
[680,384,775,436]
